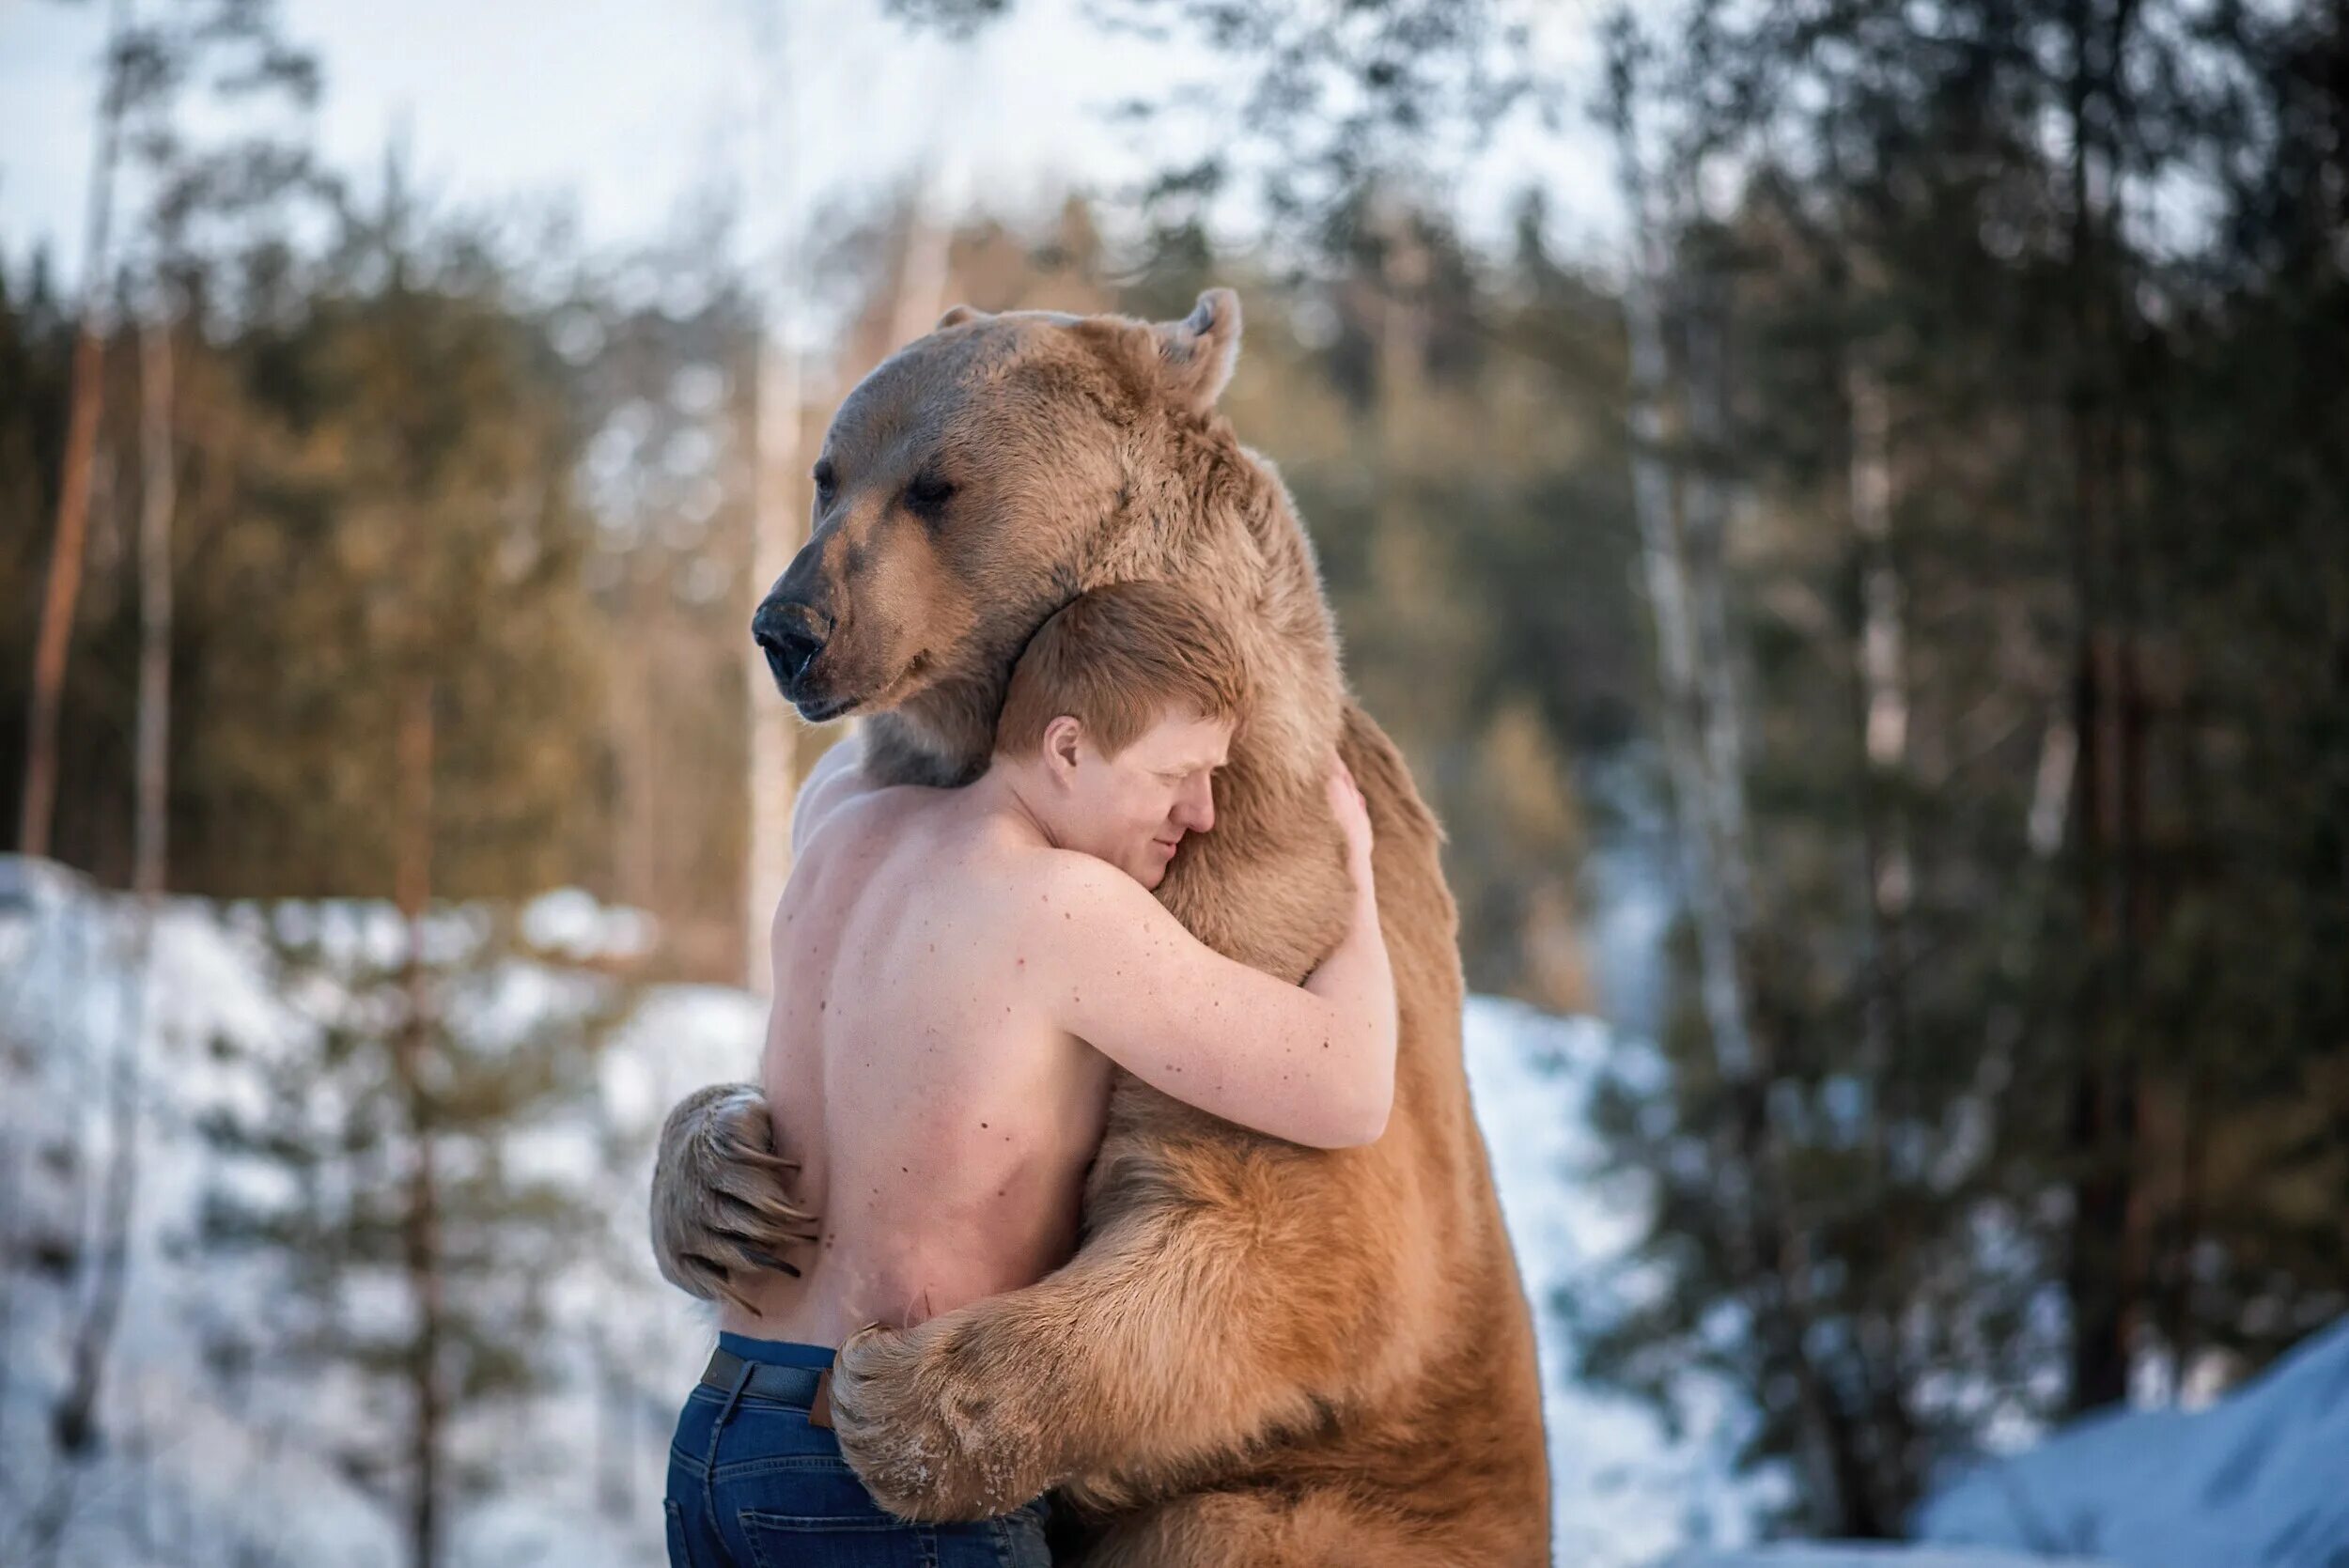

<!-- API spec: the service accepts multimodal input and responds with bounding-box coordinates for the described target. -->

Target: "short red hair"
[994,582,1248,759]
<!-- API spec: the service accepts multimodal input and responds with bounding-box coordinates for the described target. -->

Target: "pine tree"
[196,901,638,1567]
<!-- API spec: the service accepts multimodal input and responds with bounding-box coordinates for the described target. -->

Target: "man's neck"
[958,761,1066,853]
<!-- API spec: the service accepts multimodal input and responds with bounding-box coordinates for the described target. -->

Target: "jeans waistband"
[716,1330,836,1369]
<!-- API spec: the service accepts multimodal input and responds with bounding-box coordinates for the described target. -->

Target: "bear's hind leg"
[1078,1485,1499,1568]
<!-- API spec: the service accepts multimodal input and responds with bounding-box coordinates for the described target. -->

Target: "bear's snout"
[752,598,831,703]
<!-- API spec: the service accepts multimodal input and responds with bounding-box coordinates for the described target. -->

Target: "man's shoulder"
[850,803,1090,916]
[1019,850,1160,955]
[1022,840,1129,894]
[793,783,921,865]
[968,839,1122,930]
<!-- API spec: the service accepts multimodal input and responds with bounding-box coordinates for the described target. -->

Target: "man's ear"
[936,303,988,331]
[1044,715,1085,776]
[1148,288,1242,413]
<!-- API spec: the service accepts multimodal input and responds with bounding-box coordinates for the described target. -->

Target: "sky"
[1,0,1625,296]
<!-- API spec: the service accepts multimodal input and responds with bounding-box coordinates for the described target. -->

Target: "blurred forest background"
[3,0,2346,1562]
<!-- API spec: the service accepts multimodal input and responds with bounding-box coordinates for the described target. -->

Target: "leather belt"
[700,1346,836,1428]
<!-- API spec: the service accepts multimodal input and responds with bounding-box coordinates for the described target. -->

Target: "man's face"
[1057,709,1234,890]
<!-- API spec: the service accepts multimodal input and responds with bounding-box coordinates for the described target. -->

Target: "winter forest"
[2,1,2345,1565]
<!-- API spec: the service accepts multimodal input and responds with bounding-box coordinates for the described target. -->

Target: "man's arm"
[1035,764,1396,1149]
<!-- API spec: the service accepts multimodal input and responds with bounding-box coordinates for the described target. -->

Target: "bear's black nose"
[752,601,827,692]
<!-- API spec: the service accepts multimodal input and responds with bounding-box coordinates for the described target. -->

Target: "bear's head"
[750,289,1257,771]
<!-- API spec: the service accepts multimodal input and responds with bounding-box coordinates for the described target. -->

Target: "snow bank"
[1670,1551,2104,1568]
[1916,1316,2349,1568]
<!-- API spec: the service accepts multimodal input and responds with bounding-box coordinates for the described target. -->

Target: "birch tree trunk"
[1844,349,1927,1513]
[1607,42,1876,1531]
[1609,83,1758,1099]
[1621,243,1750,1091]
[1677,277,1759,980]
[1846,358,1913,1105]
[889,189,954,356]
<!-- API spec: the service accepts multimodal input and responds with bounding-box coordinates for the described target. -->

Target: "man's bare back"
[722,768,1119,1343]
[718,696,1395,1350]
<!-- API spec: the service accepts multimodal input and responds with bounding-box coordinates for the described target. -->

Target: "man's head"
[992,582,1246,889]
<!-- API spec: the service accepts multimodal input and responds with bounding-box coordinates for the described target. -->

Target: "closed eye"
[812,458,837,508]
[904,471,957,525]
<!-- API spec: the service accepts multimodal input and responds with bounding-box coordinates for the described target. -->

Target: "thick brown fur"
[656,289,1550,1564]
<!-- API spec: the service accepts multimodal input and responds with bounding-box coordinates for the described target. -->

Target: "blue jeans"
[666,1332,1053,1568]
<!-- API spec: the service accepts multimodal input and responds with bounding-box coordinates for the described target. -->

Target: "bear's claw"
[650,1083,819,1312]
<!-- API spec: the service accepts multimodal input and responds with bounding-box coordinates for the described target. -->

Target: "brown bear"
[653,290,1550,1565]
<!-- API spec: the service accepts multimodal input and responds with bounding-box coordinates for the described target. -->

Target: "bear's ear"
[1148,288,1242,412]
[936,303,988,331]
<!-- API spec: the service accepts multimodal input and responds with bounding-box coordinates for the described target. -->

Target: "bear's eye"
[904,472,957,524]
[812,459,837,508]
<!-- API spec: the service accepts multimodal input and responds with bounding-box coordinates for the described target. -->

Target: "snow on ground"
[18,860,2335,1568]
[0,857,744,1567]
[2,861,1748,1564]
[1915,1315,2349,1568]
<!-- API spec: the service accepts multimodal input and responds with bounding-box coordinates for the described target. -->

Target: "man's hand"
[1324,752,1376,885]
[649,1082,819,1315]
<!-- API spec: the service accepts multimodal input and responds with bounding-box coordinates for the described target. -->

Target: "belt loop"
[711,1357,757,1442]
[704,1354,756,1523]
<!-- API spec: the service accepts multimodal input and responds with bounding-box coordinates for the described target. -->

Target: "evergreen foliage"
[194,901,639,1521]
[1566,0,2349,1532]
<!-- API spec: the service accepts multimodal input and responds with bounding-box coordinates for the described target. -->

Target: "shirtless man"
[660,582,1397,1568]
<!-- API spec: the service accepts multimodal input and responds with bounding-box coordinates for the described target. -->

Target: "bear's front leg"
[826,1130,1398,1525]
[827,1302,1077,1521]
